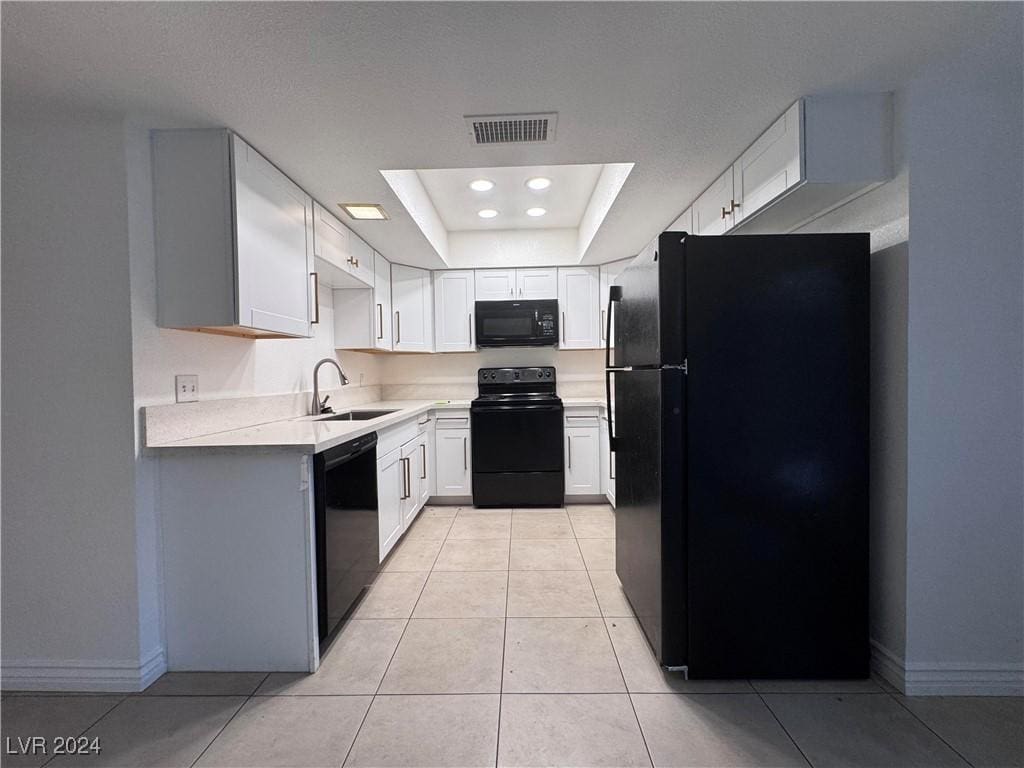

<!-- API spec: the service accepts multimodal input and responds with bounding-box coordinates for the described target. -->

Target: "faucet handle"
[319,395,334,414]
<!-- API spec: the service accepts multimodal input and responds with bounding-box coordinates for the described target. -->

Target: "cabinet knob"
[721,207,730,220]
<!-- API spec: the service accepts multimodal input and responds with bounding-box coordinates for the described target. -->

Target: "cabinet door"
[417,432,431,508]
[733,100,803,225]
[516,268,558,299]
[475,269,516,301]
[373,252,393,350]
[392,264,433,352]
[435,429,471,496]
[312,201,350,272]
[378,450,404,561]
[347,234,376,288]
[433,271,476,352]
[231,135,313,337]
[401,441,420,529]
[692,166,735,236]
[600,416,616,506]
[558,267,601,350]
[565,426,600,495]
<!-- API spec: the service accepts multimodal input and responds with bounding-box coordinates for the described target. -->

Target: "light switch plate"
[175,374,198,403]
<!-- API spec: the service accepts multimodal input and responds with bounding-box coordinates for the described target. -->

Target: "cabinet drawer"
[565,408,600,428]
[435,410,470,429]
[377,419,419,456]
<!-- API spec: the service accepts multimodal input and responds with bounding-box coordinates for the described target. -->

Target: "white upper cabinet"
[732,100,802,227]
[312,202,374,289]
[433,270,476,352]
[475,268,557,301]
[685,94,892,236]
[599,258,632,346]
[558,267,601,350]
[332,249,393,350]
[153,129,314,338]
[392,264,434,352]
[373,252,393,350]
[232,136,314,337]
[515,268,558,299]
[475,269,516,301]
[693,166,736,235]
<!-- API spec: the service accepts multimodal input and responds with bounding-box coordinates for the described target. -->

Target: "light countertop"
[146,398,606,453]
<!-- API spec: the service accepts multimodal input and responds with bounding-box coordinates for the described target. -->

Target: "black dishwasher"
[313,432,379,649]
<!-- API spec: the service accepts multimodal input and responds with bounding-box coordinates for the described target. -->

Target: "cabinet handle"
[561,312,566,344]
[730,199,740,213]
[310,273,320,324]
[395,311,401,343]
[377,303,384,340]
[463,437,467,470]
[600,309,606,341]
[353,258,360,268]
[721,206,730,220]
[567,435,572,469]
[401,457,410,499]
[468,313,473,345]
[420,444,427,479]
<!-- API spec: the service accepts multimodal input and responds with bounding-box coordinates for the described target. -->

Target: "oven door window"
[480,313,536,341]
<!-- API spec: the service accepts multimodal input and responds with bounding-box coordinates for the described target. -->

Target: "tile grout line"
[340,508,449,768]
[884,690,977,767]
[495,512,515,768]
[753,689,817,768]
[38,694,128,768]
[188,673,269,768]
[577,520,655,768]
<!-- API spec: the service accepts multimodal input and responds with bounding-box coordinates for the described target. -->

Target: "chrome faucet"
[312,358,350,415]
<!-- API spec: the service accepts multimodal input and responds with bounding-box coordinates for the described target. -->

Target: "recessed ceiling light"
[526,207,547,217]
[469,179,495,192]
[338,203,389,220]
[526,177,552,190]
[477,208,499,219]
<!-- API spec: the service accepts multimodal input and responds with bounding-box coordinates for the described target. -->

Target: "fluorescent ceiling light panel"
[339,203,389,220]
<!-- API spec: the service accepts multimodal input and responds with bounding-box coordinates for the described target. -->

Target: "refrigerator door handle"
[605,367,617,452]
[605,285,622,369]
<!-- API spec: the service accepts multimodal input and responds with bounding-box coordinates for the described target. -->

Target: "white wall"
[446,228,580,268]
[1,107,144,686]
[902,35,1023,692]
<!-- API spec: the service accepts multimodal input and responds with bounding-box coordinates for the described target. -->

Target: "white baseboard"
[871,639,1024,696]
[1,647,167,693]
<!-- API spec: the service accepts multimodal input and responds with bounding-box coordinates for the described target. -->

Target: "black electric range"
[470,367,564,507]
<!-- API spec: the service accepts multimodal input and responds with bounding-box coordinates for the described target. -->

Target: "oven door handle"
[471,404,563,412]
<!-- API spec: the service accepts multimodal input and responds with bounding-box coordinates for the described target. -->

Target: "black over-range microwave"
[474,299,559,347]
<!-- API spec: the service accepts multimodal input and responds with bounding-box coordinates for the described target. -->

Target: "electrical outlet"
[175,374,199,403]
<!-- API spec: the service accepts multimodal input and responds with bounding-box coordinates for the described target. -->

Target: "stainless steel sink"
[316,409,398,422]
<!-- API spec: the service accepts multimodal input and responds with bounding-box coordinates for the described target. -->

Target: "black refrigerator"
[606,232,869,678]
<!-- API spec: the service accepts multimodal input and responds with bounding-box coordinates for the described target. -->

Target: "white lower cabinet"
[600,415,616,507]
[377,447,404,561]
[565,424,600,496]
[400,439,421,529]
[417,430,431,508]
[435,426,472,496]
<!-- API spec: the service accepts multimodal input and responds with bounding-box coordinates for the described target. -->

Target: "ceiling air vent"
[464,112,558,145]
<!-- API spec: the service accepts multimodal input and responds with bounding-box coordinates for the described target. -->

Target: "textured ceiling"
[2,2,1017,268]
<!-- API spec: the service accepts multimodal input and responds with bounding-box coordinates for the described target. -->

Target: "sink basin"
[316,409,398,422]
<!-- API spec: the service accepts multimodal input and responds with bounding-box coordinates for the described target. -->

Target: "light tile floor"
[3,504,1022,767]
